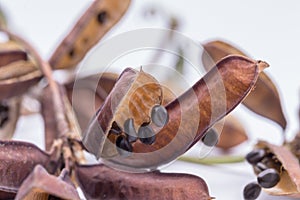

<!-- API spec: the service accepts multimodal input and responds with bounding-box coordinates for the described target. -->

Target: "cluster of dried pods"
[0,0,298,200]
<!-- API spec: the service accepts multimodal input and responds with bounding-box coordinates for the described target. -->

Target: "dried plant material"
[0,41,28,68]
[202,40,287,130]
[0,141,60,195]
[49,0,131,69]
[75,164,211,200]
[0,97,20,139]
[214,115,248,149]
[15,165,80,200]
[65,72,118,132]
[83,55,267,170]
[0,56,41,100]
[250,141,300,197]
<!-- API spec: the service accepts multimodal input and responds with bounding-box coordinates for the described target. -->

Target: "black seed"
[0,102,9,127]
[246,149,266,164]
[68,48,75,57]
[138,125,156,145]
[257,168,280,188]
[151,105,169,127]
[124,118,137,142]
[116,135,132,156]
[110,121,122,135]
[201,128,218,147]
[97,11,107,24]
[243,182,261,200]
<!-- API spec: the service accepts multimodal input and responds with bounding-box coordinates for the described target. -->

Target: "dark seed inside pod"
[0,102,9,127]
[257,168,280,188]
[138,124,156,145]
[116,135,132,156]
[97,11,107,24]
[110,121,122,135]
[246,149,266,164]
[124,118,137,143]
[243,182,261,200]
[201,128,218,147]
[151,105,169,127]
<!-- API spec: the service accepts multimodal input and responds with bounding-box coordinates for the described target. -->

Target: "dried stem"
[178,155,245,165]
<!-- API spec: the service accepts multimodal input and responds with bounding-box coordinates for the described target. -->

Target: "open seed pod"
[83,55,267,171]
[248,141,300,197]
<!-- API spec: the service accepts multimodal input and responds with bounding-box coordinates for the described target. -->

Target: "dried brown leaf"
[253,141,300,197]
[214,115,248,149]
[75,164,211,200]
[0,141,60,194]
[202,40,287,129]
[0,97,20,139]
[49,0,131,69]
[84,55,266,170]
[15,165,80,200]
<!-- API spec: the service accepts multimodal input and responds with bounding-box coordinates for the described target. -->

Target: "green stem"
[178,155,245,165]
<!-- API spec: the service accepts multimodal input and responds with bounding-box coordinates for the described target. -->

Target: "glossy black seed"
[257,168,280,188]
[116,135,132,156]
[151,105,169,127]
[201,128,218,147]
[124,118,137,142]
[243,182,261,200]
[109,121,122,135]
[138,125,156,145]
[246,149,266,164]
[97,11,107,24]
[0,102,9,127]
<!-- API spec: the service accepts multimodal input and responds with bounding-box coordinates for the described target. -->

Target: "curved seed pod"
[15,165,80,200]
[84,55,267,170]
[0,54,42,100]
[0,41,27,67]
[75,164,211,200]
[0,97,21,140]
[49,0,131,69]
[250,141,300,197]
[0,140,60,195]
[65,72,118,132]
[202,40,287,130]
[213,115,248,149]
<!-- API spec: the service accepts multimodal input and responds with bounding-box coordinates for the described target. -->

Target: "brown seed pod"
[252,141,300,197]
[214,115,248,149]
[15,165,80,200]
[65,72,118,132]
[202,39,287,130]
[0,41,27,67]
[0,141,61,196]
[75,164,212,200]
[84,55,267,171]
[0,97,21,140]
[49,0,131,69]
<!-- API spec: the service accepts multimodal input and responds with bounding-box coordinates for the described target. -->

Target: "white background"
[0,0,299,199]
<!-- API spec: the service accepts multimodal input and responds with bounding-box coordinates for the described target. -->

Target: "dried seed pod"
[213,115,248,149]
[0,141,61,195]
[65,72,118,132]
[249,141,300,197]
[202,39,287,130]
[0,41,27,67]
[75,164,211,200]
[49,0,131,69]
[0,97,20,140]
[15,165,80,200]
[84,55,266,171]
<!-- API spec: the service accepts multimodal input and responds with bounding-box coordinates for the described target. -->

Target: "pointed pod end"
[257,60,269,72]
